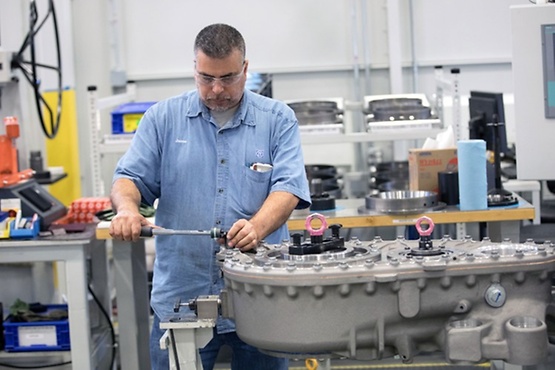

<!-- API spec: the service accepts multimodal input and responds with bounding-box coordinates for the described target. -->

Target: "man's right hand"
[109,209,150,241]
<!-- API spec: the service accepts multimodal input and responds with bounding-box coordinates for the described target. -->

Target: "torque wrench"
[140,226,227,240]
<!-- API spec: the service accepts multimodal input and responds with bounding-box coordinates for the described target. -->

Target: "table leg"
[64,246,94,370]
[112,239,151,370]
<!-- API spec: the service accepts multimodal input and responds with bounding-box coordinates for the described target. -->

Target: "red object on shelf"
[0,116,34,188]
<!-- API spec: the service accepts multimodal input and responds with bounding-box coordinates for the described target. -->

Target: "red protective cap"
[3,116,20,139]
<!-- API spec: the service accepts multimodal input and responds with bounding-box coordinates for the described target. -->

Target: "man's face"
[194,49,248,112]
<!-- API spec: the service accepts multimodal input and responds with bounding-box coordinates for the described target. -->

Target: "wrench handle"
[139,226,227,240]
[140,226,154,237]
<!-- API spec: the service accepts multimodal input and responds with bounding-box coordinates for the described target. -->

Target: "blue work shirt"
[113,89,311,333]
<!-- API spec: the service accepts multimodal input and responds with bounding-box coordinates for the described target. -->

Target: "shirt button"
[218,188,224,193]
[216,220,221,225]
[220,159,226,165]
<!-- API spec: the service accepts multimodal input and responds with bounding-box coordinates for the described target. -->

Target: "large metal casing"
[221,236,555,366]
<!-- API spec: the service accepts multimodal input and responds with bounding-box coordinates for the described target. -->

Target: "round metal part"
[364,190,440,214]
[370,161,409,191]
[415,216,434,236]
[485,284,507,308]
[386,242,458,259]
[372,105,432,122]
[408,248,446,257]
[288,101,339,112]
[306,165,342,199]
[305,213,328,236]
[321,184,342,199]
[305,164,338,179]
[487,189,519,207]
[295,111,340,125]
[367,98,423,113]
[259,244,378,266]
[309,196,336,211]
[475,242,538,257]
[307,173,338,188]
[289,101,342,125]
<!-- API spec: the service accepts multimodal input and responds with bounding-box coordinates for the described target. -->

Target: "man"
[109,23,311,369]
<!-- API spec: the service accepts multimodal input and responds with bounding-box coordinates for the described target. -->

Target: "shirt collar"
[186,89,255,127]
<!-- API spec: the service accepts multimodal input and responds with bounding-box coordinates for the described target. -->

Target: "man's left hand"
[226,219,260,252]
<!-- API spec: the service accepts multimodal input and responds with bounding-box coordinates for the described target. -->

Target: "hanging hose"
[12,0,63,139]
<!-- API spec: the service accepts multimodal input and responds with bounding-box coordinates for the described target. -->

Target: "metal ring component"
[415,216,434,236]
[364,190,440,214]
[305,213,328,236]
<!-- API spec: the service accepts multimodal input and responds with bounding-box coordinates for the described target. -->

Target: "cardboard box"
[409,148,458,192]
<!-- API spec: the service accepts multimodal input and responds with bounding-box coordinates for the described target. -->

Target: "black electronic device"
[468,91,517,207]
[0,179,67,230]
[468,91,509,157]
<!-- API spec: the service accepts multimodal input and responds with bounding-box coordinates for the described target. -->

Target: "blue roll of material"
[457,140,488,210]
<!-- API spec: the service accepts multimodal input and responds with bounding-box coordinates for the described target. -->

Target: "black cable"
[87,284,117,370]
[11,0,63,139]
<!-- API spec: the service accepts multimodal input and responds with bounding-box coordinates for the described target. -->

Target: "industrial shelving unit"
[89,88,544,240]
[87,83,137,197]
[88,87,443,197]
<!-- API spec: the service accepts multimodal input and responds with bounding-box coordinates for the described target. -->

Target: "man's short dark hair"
[194,23,246,60]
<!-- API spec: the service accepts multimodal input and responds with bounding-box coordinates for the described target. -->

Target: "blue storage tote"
[9,217,40,239]
[3,304,70,352]
[111,101,156,134]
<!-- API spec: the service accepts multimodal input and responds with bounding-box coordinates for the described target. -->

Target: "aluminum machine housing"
[220,214,555,366]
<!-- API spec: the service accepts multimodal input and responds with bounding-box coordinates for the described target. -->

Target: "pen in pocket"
[249,162,273,173]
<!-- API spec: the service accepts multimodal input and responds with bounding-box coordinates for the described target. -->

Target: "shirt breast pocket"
[241,167,272,215]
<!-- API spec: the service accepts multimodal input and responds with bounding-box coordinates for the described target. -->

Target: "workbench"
[0,235,110,370]
[289,197,535,242]
[94,196,535,370]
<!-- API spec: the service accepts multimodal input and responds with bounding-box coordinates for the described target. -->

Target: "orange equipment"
[0,116,34,188]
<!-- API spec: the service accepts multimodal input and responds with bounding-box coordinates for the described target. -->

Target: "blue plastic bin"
[9,218,40,239]
[111,101,156,134]
[4,304,70,352]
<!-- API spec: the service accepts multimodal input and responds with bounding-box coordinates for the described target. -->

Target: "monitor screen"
[468,91,509,157]
[541,24,555,118]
